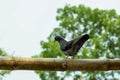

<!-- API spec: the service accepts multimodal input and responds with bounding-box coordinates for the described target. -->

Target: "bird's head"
[82,34,89,40]
[54,36,63,42]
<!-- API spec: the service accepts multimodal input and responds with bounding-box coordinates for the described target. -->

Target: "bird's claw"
[72,56,75,59]
[65,56,69,59]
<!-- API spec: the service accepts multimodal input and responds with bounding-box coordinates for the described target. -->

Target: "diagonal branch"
[0,57,120,71]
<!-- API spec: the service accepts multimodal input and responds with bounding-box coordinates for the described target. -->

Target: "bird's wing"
[61,40,74,51]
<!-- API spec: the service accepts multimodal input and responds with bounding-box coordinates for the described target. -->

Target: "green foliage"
[0,49,11,80]
[0,49,7,56]
[35,4,120,80]
[33,41,64,58]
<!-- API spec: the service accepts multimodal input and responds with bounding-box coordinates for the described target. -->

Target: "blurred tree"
[0,49,11,80]
[34,4,120,80]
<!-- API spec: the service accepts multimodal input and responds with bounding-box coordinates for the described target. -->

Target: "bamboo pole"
[0,57,120,71]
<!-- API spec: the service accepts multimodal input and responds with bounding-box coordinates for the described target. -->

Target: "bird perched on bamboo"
[55,34,89,59]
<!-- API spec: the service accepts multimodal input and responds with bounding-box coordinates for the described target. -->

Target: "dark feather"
[54,34,89,58]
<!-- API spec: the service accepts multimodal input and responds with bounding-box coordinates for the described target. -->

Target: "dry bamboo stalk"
[0,57,120,71]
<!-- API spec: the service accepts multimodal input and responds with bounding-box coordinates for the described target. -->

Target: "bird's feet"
[65,56,75,59]
[65,56,69,59]
[72,56,75,59]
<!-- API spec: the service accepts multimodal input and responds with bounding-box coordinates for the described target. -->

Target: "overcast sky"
[0,0,120,80]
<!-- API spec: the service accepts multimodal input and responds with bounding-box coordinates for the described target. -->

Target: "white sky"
[0,0,120,80]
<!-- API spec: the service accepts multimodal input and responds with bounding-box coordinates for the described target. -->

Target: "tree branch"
[0,57,120,71]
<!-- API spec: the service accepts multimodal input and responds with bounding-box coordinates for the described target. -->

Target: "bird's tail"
[74,34,89,46]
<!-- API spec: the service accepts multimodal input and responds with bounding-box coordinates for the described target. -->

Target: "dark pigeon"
[55,34,89,59]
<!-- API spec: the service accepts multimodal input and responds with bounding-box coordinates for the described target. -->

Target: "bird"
[55,34,89,59]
